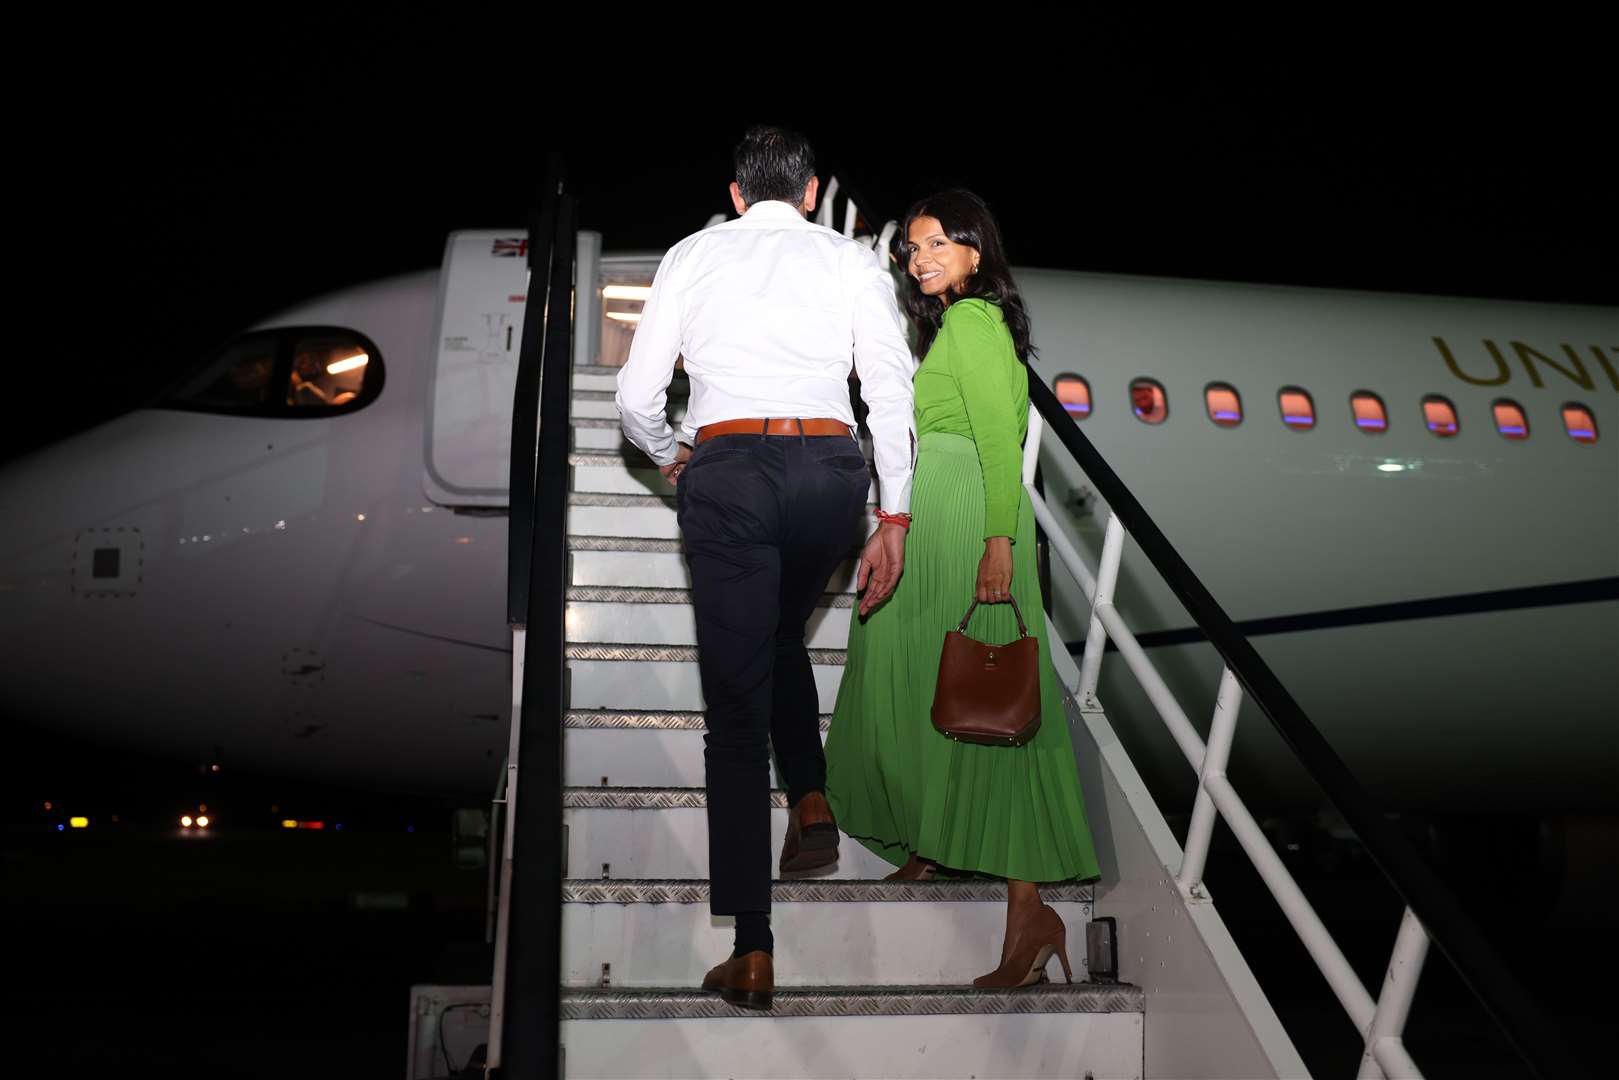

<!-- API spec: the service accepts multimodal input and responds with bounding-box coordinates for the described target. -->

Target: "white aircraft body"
[1,228,1613,817]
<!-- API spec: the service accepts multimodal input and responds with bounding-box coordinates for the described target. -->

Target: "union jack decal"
[491,237,528,258]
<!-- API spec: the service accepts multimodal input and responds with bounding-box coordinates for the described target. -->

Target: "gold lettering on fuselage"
[1594,347,1619,392]
[1435,337,1617,392]
[1513,342,1594,390]
[1434,337,1510,385]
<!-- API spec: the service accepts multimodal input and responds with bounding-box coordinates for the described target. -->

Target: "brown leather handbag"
[931,596,1042,746]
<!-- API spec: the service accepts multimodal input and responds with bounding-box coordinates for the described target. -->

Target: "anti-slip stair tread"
[564,786,784,809]
[561,982,1140,1020]
[567,643,847,663]
[568,536,687,553]
[562,878,1096,903]
[568,585,853,608]
[564,710,831,731]
[570,492,679,508]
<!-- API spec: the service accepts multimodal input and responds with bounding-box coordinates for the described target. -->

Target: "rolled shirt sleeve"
[849,259,917,514]
[614,250,684,466]
[944,300,1023,540]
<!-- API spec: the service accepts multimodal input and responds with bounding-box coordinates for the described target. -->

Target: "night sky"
[15,69,1613,466]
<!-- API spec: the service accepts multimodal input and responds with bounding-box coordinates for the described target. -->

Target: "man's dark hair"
[732,125,816,207]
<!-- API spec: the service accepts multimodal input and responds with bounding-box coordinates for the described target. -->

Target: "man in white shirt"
[616,125,915,1010]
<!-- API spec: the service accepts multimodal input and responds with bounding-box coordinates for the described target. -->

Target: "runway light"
[1377,462,1405,473]
[57,824,64,832]
[70,817,89,829]
[301,821,325,830]
[210,764,221,773]
[181,815,194,828]
[197,816,210,828]
[43,801,52,811]
[282,819,298,829]
[198,804,207,813]
[326,352,369,375]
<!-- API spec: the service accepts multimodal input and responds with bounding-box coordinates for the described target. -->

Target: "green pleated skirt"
[825,432,1101,883]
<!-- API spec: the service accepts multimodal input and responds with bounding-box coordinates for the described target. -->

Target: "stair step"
[569,654,844,711]
[570,541,859,593]
[564,719,828,789]
[562,879,1093,988]
[564,794,892,879]
[561,987,1141,1080]
[567,492,681,538]
[573,391,685,423]
[564,710,832,730]
[566,595,850,647]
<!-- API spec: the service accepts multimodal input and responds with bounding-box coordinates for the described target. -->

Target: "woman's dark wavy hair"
[894,189,1035,363]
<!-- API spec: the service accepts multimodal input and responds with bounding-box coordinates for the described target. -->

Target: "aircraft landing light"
[69,817,88,828]
[1377,463,1406,472]
[196,816,210,828]
[181,815,194,828]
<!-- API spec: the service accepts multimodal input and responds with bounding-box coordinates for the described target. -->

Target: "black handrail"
[1026,373,1588,1080]
[498,168,576,1079]
[507,156,563,627]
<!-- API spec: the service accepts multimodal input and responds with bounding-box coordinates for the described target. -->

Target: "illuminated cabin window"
[1422,395,1459,437]
[1054,374,1092,419]
[162,328,384,418]
[1278,387,1315,430]
[1562,403,1599,444]
[1129,378,1168,425]
[1350,391,1387,433]
[1204,383,1242,427]
[1492,400,1529,441]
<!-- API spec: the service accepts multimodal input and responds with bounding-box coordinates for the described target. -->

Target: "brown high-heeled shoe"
[973,903,1073,988]
[884,854,937,881]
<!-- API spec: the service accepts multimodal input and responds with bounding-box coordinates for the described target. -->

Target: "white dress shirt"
[614,199,916,514]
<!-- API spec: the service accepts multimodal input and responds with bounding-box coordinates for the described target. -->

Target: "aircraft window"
[1423,395,1459,437]
[287,336,372,409]
[1562,403,1599,444]
[1054,374,1091,419]
[1492,400,1529,441]
[166,335,279,409]
[1351,391,1387,433]
[1278,387,1315,430]
[161,327,384,418]
[1130,378,1168,425]
[1205,383,1242,427]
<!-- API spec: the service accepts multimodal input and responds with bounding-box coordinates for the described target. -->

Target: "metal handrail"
[493,164,576,1079]
[1022,376,1587,1080]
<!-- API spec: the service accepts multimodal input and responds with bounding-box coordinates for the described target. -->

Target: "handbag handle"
[956,594,1030,639]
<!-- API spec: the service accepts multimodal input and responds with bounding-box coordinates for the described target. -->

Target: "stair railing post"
[1076,513,1125,709]
[1177,666,1242,899]
[1358,907,1432,1080]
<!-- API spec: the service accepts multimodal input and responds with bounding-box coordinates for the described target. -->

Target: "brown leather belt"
[695,417,854,445]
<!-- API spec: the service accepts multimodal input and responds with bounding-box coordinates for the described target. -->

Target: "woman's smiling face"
[906,215,980,301]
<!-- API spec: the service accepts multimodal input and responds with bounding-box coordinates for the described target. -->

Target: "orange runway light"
[69,817,89,829]
[282,820,299,829]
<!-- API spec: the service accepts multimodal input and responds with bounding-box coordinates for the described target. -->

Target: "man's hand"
[658,443,693,485]
[856,522,908,617]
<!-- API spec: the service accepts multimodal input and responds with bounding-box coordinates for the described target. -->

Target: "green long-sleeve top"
[914,298,1028,540]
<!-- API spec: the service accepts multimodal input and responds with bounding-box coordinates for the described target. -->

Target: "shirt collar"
[741,200,809,223]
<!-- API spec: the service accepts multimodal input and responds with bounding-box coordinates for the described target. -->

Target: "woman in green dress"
[825,189,1100,988]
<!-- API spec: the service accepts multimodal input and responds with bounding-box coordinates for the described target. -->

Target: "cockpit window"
[287,337,370,409]
[167,335,279,409]
[162,327,384,418]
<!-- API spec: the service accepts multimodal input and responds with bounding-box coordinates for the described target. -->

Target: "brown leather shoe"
[779,791,839,874]
[702,950,774,1010]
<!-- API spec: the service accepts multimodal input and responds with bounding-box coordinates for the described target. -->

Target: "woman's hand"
[975,537,1013,603]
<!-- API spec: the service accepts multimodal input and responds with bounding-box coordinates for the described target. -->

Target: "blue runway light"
[407,825,415,833]
[57,824,64,832]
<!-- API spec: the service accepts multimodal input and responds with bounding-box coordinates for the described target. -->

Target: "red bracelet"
[875,510,912,529]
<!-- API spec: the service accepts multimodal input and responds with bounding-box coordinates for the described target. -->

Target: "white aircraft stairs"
[414,177,1582,1080]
